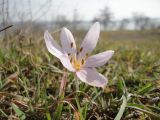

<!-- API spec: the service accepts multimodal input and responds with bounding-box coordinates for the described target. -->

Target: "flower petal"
[60,54,75,72]
[44,30,63,58]
[78,22,100,59]
[76,68,107,88]
[60,27,76,55]
[84,50,114,68]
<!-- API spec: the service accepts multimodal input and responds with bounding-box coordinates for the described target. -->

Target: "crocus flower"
[44,22,114,88]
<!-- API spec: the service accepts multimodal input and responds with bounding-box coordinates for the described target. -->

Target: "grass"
[0,30,160,120]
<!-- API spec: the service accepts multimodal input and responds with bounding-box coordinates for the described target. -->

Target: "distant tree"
[99,6,113,30]
[92,17,101,23]
[0,0,10,42]
[55,15,69,28]
[72,9,81,30]
[118,18,130,30]
[132,13,152,30]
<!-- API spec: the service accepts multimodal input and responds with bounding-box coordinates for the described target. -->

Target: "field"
[0,30,160,120]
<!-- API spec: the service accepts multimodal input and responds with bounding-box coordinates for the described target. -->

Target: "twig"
[0,25,13,32]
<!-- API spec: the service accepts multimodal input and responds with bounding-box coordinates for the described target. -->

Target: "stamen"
[70,42,73,48]
[70,58,73,63]
[81,59,85,64]
[85,53,89,57]
[68,53,71,56]
[75,63,81,70]
[71,53,86,70]
[80,47,83,52]
[76,51,79,55]
[85,53,89,59]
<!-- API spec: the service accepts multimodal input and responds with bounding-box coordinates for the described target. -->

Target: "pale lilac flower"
[44,22,114,88]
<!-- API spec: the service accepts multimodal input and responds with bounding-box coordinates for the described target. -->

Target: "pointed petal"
[78,22,100,59]
[84,50,114,68]
[76,68,107,88]
[60,55,75,72]
[44,31,63,58]
[60,27,76,55]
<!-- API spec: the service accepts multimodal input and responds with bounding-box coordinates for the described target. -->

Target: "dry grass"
[0,30,160,120]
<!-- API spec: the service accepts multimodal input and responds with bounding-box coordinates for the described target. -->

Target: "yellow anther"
[71,58,83,71]
[75,62,81,70]
[70,52,87,70]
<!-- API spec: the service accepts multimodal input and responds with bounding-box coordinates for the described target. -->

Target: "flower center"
[71,57,84,70]
[74,60,82,70]
[69,56,85,71]
[68,44,88,71]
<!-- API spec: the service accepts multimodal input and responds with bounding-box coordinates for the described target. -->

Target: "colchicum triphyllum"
[44,22,114,88]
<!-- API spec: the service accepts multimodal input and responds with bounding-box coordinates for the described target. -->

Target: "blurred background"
[0,0,160,40]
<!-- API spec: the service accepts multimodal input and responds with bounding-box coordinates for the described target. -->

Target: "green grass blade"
[11,103,26,120]
[75,96,84,120]
[114,95,127,120]
[46,112,52,120]
[127,104,160,119]
[0,109,8,118]
[54,92,64,120]
[137,82,154,95]
[54,103,63,120]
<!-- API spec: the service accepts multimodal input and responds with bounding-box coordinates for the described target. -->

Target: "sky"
[52,0,160,20]
[9,0,160,21]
